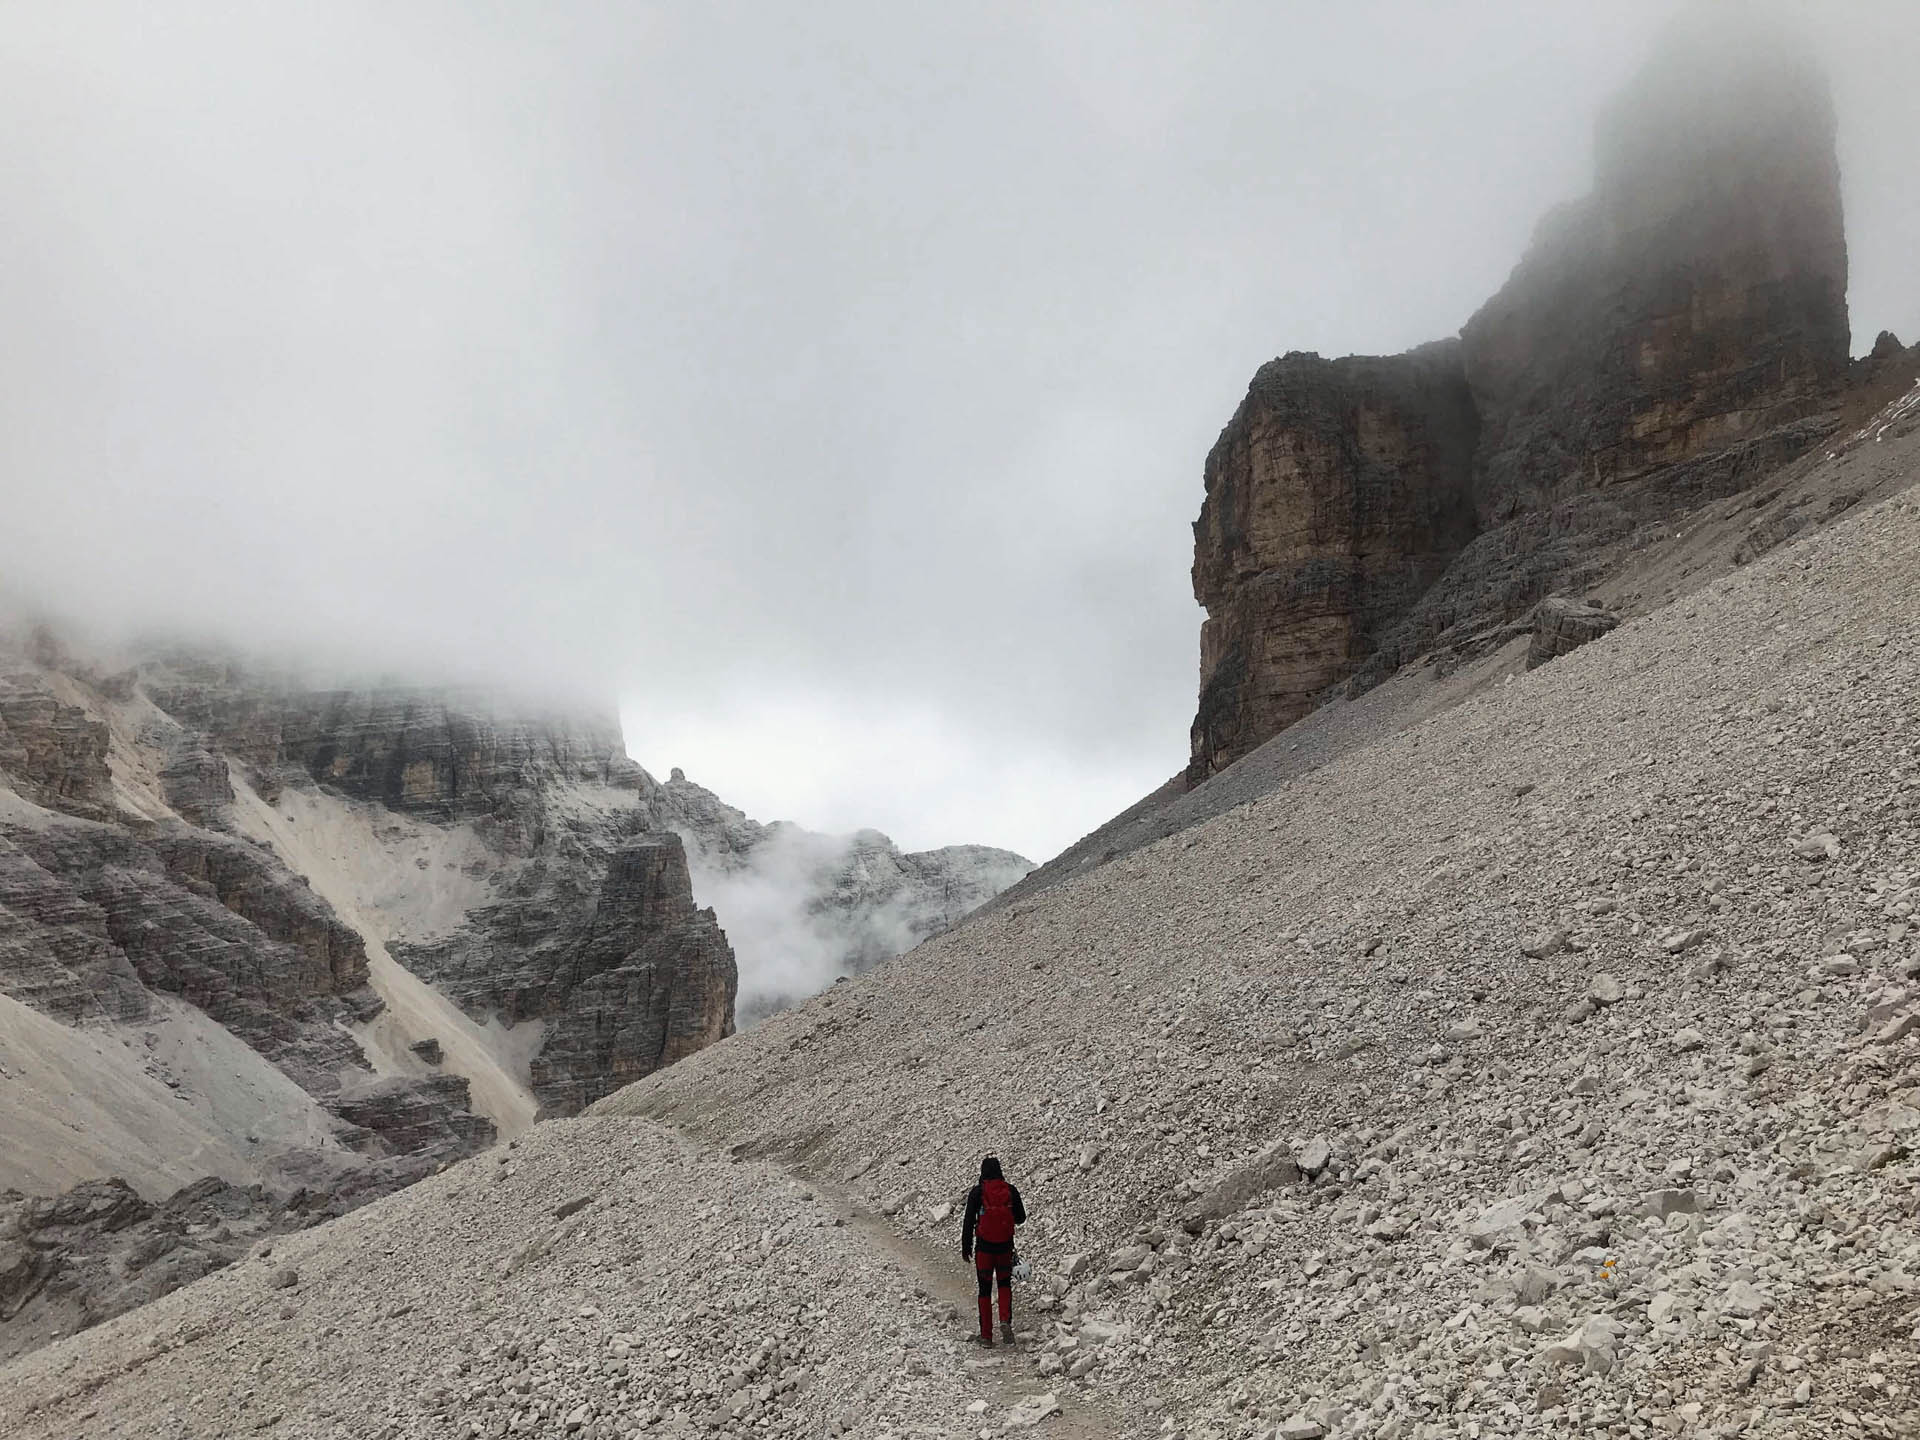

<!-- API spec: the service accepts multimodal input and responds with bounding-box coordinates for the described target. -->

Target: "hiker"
[960,1154,1026,1345]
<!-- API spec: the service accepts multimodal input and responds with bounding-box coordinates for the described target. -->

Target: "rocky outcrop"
[156,740,233,826]
[0,833,151,1023]
[121,652,742,1117]
[0,637,504,1211]
[1188,345,1478,778]
[1525,597,1621,670]
[4,821,375,1095]
[0,1173,391,1363]
[1462,30,1847,513]
[396,830,737,1116]
[1189,24,1857,773]
[333,1074,496,1158]
[0,675,114,822]
[140,654,640,851]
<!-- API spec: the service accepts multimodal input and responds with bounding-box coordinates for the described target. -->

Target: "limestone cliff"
[0,624,1030,1196]
[394,829,736,1116]
[0,641,499,1194]
[138,653,643,850]
[1188,345,1478,780]
[1189,26,1855,778]
[123,653,742,1119]
[1462,30,1848,513]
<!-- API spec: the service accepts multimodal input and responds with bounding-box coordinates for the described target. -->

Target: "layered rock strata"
[0,623,1029,1356]
[1526,597,1622,670]
[1188,345,1478,781]
[139,655,641,850]
[2,819,377,1093]
[1190,26,1855,777]
[395,831,736,1116]
[120,653,743,1116]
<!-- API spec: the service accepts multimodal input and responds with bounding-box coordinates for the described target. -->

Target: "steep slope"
[1003,366,1920,910]
[8,429,1917,1438]
[599,470,1920,1436]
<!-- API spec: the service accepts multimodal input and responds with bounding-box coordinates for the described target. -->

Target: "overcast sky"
[2,2,1914,860]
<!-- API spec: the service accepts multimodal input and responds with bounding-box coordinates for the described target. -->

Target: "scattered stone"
[1184,1143,1301,1227]
[1873,1012,1917,1045]
[1543,1315,1625,1376]
[1521,930,1568,959]
[1468,1194,1542,1251]
[1793,833,1842,862]
[1723,1279,1770,1318]
[1646,1189,1700,1219]
[1003,1392,1060,1429]
[1586,973,1626,1006]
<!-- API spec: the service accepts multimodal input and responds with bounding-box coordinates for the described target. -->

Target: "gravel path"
[0,1120,1114,1439]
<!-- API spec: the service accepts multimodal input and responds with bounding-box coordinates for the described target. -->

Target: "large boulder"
[1526,598,1621,669]
[1182,1142,1303,1228]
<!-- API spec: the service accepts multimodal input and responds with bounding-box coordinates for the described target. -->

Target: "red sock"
[998,1272,1013,1328]
[977,1295,992,1340]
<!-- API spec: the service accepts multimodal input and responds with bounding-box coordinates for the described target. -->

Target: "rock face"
[0,1176,304,1364]
[139,653,643,852]
[0,640,503,1203]
[1,819,377,1093]
[1462,31,1848,513]
[1189,25,1854,776]
[332,1074,498,1157]
[396,831,736,1116]
[0,673,114,821]
[120,649,744,1117]
[1525,597,1622,670]
[1189,345,1478,780]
